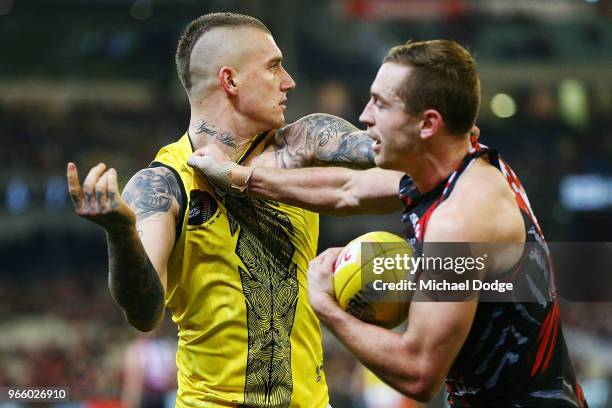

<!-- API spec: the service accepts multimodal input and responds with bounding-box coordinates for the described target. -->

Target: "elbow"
[129,319,158,333]
[394,368,443,402]
[113,292,165,332]
[126,311,164,333]
[407,379,442,403]
[333,199,358,216]
[332,191,360,217]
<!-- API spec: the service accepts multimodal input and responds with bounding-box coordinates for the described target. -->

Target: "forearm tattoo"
[274,114,374,169]
[194,119,237,149]
[106,167,181,329]
[108,232,165,330]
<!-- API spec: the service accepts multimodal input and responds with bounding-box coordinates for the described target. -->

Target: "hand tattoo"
[108,191,120,211]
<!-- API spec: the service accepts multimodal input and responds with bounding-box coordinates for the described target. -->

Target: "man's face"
[234,29,296,130]
[359,63,420,170]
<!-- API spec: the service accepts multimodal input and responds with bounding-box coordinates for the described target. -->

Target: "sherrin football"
[333,231,414,329]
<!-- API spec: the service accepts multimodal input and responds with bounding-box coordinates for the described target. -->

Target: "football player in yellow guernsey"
[66,13,376,408]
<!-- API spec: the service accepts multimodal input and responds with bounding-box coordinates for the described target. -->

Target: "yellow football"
[333,231,414,329]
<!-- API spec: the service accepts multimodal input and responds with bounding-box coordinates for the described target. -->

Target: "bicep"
[271,114,374,169]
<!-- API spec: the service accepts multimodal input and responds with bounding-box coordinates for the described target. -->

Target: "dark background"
[0,0,611,407]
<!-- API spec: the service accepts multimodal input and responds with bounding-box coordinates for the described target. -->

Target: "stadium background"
[0,0,611,407]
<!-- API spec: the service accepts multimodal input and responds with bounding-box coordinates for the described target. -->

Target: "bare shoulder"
[121,167,182,222]
[426,158,525,243]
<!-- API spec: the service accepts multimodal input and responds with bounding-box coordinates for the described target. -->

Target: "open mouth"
[371,139,381,152]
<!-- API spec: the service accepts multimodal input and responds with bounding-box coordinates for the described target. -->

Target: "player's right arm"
[67,162,179,331]
[187,153,403,215]
[247,166,403,216]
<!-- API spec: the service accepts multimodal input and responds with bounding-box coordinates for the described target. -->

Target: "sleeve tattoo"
[122,168,182,222]
[274,113,374,169]
[107,167,181,330]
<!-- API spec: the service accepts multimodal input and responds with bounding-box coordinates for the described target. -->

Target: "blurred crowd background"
[0,0,611,407]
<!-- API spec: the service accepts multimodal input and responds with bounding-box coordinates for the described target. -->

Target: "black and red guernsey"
[398,137,588,407]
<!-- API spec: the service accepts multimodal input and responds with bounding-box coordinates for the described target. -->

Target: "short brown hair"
[384,40,480,134]
[175,12,270,92]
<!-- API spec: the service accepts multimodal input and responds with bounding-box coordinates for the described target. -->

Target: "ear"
[419,109,443,140]
[218,66,238,96]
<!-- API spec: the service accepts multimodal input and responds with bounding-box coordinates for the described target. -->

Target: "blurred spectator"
[121,330,177,408]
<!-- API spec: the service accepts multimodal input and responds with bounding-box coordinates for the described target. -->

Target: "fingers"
[187,154,202,169]
[192,148,206,157]
[310,247,342,269]
[68,163,120,216]
[67,162,83,210]
[96,168,123,213]
[188,155,216,171]
[82,163,107,212]
[319,247,343,264]
[106,168,120,211]
[323,247,343,260]
[95,172,109,212]
[192,145,230,161]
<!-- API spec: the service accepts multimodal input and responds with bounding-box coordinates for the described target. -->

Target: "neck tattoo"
[193,119,237,149]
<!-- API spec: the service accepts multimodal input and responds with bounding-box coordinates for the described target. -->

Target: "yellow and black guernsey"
[150,133,328,408]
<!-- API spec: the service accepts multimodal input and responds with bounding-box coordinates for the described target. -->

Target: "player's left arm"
[309,247,478,402]
[265,113,374,169]
[308,187,520,401]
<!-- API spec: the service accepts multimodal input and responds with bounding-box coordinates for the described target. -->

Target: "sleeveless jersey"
[151,133,328,408]
[399,139,587,407]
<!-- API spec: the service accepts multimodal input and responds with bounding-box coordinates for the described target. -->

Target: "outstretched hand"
[66,162,135,232]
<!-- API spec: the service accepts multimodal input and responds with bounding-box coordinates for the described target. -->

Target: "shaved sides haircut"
[175,12,270,93]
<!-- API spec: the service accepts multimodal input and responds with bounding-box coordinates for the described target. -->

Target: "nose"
[359,98,375,127]
[281,67,296,92]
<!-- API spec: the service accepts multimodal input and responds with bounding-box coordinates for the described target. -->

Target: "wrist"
[229,164,255,193]
[105,217,137,238]
[310,292,341,322]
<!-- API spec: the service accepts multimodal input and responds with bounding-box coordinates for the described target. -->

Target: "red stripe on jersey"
[576,382,586,408]
[531,301,560,376]
[418,201,440,241]
[499,158,544,238]
[542,302,560,372]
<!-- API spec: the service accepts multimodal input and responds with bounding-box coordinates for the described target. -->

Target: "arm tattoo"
[273,120,314,168]
[107,231,165,331]
[122,168,181,222]
[194,119,237,149]
[273,114,374,169]
[106,166,179,330]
